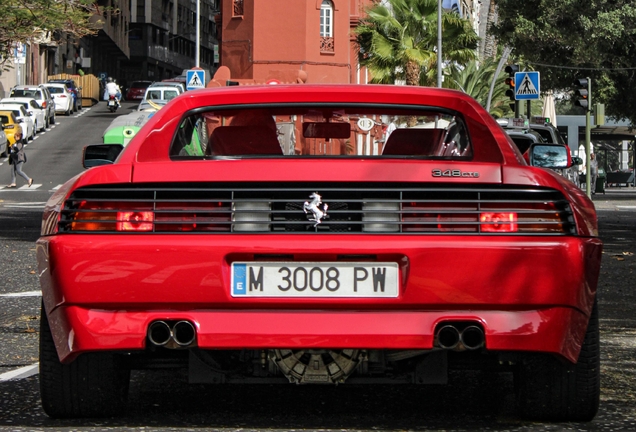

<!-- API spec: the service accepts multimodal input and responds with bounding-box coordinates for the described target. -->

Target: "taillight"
[480,212,518,232]
[117,211,154,231]
[41,101,47,108]
[403,200,570,234]
[62,200,231,233]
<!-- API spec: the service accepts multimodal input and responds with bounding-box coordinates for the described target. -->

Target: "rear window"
[169,105,472,159]
[0,115,10,124]
[11,89,41,98]
[47,87,65,94]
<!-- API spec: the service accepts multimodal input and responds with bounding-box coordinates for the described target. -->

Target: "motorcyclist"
[105,77,122,106]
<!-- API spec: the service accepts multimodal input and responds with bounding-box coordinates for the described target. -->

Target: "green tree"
[354,0,479,87]
[0,0,102,67]
[490,0,636,124]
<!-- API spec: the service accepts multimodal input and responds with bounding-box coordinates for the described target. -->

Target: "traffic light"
[574,78,589,110]
[504,64,519,101]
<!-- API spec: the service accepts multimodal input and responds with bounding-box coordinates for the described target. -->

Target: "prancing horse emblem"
[303,192,329,227]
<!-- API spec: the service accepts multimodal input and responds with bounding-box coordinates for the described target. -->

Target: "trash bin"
[596,168,606,194]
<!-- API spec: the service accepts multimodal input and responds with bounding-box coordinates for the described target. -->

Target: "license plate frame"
[231,262,399,298]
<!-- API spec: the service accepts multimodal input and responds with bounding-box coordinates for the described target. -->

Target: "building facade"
[216,0,374,85]
[121,0,220,86]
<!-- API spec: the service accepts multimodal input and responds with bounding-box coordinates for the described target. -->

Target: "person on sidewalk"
[7,125,33,188]
[590,153,599,195]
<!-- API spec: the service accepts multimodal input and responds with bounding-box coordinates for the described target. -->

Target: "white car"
[43,83,74,116]
[0,103,35,142]
[9,85,55,126]
[143,86,180,102]
[0,98,47,132]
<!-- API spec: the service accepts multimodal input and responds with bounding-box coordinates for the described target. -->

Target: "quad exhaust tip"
[436,323,485,351]
[148,320,197,349]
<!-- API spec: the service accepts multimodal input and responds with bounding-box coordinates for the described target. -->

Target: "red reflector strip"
[480,212,518,232]
[117,211,154,231]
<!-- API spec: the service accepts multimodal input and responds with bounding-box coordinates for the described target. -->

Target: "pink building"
[212,0,373,85]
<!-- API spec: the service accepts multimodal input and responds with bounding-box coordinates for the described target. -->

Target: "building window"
[233,0,243,16]
[320,1,333,37]
[320,0,334,53]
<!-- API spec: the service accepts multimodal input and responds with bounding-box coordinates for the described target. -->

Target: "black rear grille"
[59,183,577,235]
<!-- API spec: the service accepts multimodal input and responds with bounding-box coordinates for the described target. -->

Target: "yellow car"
[0,110,22,156]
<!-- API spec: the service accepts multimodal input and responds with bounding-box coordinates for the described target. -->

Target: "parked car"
[0,110,22,155]
[504,127,582,187]
[157,80,186,93]
[48,78,82,111]
[38,84,602,422]
[125,80,153,101]
[0,98,47,132]
[142,85,180,102]
[42,83,74,116]
[9,85,55,127]
[0,103,35,142]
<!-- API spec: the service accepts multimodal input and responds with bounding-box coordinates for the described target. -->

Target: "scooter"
[107,95,120,113]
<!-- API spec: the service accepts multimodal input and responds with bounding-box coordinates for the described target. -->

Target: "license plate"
[108,100,115,106]
[231,262,399,298]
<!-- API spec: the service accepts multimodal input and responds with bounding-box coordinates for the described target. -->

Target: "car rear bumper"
[37,234,602,363]
[50,305,588,363]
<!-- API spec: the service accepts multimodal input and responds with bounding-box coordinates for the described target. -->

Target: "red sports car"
[37,84,602,421]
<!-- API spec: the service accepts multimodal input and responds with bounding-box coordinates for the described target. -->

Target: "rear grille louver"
[58,183,576,235]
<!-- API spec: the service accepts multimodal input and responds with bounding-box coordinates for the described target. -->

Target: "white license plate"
[108,100,115,106]
[231,262,399,298]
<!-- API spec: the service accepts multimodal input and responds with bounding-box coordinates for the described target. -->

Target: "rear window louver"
[58,183,576,235]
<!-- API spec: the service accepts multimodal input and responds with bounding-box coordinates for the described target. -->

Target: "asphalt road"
[0,106,635,430]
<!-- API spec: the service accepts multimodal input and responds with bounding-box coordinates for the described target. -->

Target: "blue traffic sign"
[515,71,540,100]
[186,69,206,91]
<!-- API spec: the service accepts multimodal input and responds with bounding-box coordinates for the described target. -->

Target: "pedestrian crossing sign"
[186,69,206,91]
[514,71,540,100]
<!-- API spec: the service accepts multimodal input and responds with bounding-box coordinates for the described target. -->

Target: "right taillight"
[402,200,571,234]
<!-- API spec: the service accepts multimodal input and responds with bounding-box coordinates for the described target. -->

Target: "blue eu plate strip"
[233,263,247,295]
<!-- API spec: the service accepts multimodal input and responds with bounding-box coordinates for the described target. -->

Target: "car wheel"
[66,106,71,116]
[515,299,600,421]
[39,302,130,418]
[50,114,56,125]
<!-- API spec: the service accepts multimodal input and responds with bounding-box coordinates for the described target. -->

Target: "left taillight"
[60,200,232,233]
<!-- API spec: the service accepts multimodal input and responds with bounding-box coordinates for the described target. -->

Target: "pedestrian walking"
[590,152,598,194]
[7,125,33,188]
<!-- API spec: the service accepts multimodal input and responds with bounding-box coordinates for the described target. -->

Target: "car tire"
[66,106,71,116]
[515,299,600,421]
[39,302,130,418]
[50,114,55,125]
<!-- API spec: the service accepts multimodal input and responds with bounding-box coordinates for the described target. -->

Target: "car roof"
[0,104,26,112]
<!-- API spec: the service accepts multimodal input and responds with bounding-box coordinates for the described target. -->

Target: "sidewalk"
[590,186,636,210]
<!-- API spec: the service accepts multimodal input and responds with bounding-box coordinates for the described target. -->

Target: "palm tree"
[354,0,479,87]
[444,58,513,118]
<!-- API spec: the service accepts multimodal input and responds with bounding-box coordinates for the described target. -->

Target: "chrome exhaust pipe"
[172,320,196,346]
[460,325,485,350]
[148,321,172,346]
[437,325,461,350]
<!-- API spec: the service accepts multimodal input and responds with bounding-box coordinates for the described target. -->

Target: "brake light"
[62,200,232,232]
[41,101,47,108]
[480,212,518,232]
[117,211,154,231]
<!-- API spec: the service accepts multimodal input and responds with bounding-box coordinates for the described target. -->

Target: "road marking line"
[0,291,42,297]
[17,184,41,190]
[0,364,39,382]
